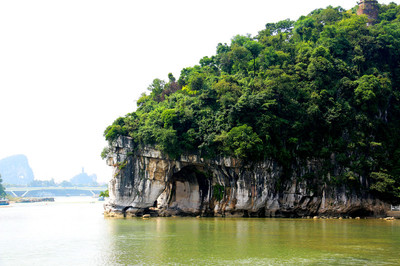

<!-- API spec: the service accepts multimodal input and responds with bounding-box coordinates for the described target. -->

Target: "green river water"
[1,197,399,265]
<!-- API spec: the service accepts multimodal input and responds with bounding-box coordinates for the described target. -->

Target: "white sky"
[0,0,396,183]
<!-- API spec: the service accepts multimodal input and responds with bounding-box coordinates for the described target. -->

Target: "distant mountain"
[70,168,98,186]
[0,155,35,185]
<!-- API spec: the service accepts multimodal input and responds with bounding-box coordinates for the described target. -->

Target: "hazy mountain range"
[0,155,98,186]
[0,154,34,185]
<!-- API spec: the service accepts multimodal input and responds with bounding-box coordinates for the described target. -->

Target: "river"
[0,197,399,265]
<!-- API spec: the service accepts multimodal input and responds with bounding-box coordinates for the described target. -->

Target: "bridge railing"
[5,187,106,198]
[391,205,400,211]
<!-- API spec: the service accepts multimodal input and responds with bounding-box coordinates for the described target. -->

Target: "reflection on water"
[1,198,400,265]
[103,217,400,265]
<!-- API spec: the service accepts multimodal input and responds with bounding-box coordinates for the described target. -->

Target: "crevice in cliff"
[122,206,134,218]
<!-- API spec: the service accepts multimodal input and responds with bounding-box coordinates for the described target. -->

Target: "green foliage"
[216,125,263,161]
[104,117,128,142]
[168,73,176,83]
[99,189,109,198]
[101,147,109,160]
[148,78,166,101]
[0,174,6,198]
[370,171,395,193]
[104,3,400,201]
[213,184,224,201]
[370,171,400,201]
[354,74,391,113]
[117,160,128,170]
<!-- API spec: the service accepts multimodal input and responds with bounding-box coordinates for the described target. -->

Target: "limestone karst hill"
[0,154,34,185]
[103,2,400,217]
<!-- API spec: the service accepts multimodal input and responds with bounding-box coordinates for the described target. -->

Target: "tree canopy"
[104,3,400,203]
[0,174,6,198]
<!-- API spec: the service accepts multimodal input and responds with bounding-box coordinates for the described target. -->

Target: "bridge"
[391,205,400,211]
[5,187,107,198]
[387,205,400,219]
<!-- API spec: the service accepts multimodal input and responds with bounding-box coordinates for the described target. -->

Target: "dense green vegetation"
[104,3,400,203]
[0,174,6,198]
[99,189,109,198]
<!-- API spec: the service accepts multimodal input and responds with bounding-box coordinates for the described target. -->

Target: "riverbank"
[387,211,400,219]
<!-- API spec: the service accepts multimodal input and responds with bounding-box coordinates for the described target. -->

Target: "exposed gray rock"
[104,136,389,218]
[0,154,34,185]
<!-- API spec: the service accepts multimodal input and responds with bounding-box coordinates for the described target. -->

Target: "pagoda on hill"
[357,0,379,26]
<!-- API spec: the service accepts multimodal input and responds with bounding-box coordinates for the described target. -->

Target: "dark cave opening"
[167,165,210,214]
[348,208,374,218]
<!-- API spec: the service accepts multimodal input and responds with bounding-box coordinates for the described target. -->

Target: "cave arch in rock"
[160,165,210,215]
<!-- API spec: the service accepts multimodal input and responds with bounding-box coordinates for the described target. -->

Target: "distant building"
[357,0,379,26]
[70,167,98,186]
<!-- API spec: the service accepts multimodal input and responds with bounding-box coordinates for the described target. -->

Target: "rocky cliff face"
[0,154,35,185]
[104,136,389,218]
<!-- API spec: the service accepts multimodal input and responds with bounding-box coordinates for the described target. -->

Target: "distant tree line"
[3,179,103,188]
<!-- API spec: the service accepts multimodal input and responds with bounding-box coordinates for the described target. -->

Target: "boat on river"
[0,198,10,205]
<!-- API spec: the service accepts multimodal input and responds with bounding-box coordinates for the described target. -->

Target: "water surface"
[1,198,399,265]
